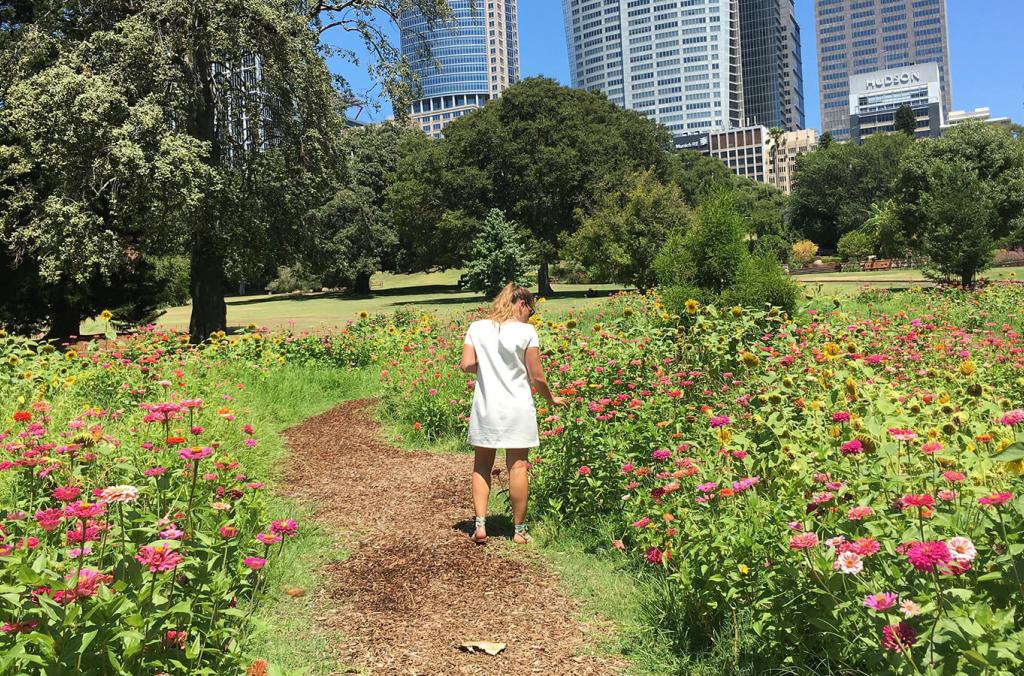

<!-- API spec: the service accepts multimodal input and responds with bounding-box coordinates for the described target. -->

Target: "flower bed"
[375,284,1024,673]
[0,330,313,673]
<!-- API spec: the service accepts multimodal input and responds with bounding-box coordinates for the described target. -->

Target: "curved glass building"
[400,0,520,138]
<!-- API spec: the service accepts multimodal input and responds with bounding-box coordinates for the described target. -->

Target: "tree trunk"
[537,258,554,297]
[46,293,80,341]
[189,234,227,342]
[353,271,372,295]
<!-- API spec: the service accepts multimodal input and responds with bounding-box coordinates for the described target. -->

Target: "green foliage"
[790,133,912,249]
[895,122,1024,284]
[153,256,192,309]
[753,233,791,264]
[566,170,690,291]
[266,264,323,294]
[818,131,834,150]
[393,77,674,291]
[894,105,919,137]
[666,150,735,206]
[667,190,747,295]
[836,229,875,262]
[463,209,533,298]
[721,253,799,313]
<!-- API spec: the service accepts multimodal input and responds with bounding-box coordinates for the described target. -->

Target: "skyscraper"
[400,0,520,138]
[739,0,805,130]
[562,0,745,140]
[814,0,952,140]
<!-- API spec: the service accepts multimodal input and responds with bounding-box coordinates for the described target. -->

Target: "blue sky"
[332,1,1023,131]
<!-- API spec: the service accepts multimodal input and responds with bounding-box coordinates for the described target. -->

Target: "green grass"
[228,366,378,674]
[101,270,626,333]
[793,265,1024,297]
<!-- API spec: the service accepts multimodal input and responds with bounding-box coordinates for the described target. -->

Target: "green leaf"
[964,650,990,666]
[993,441,1024,461]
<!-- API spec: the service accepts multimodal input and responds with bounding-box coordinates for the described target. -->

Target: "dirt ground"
[281,399,624,675]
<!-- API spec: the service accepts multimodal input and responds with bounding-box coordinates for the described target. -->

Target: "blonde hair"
[486,283,534,324]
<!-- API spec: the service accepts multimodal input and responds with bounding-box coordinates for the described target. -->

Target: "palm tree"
[768,127,786,191]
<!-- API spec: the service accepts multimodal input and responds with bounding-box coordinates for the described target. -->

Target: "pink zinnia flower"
[840,439,863,456]
[651,449,671,461]
[697,482,719,493]
[621,463,634,473]
[938,489,958,501]
[709,415,730,428]
[789,532,819,550]
[881,622,917,652]
[978,492,1013,506]
[888,428,917,442]
[135,544,184,573]
[577,465,591,476]
[633,517,651,529]
[160,527,184,540]
[863,592,897,612]
[833,551,864,574]
[644,547,664,565]
[219,525,238,539]
[143,466,167,477]
[270,519,298,538]
[63,501,106,520]
[244,556,266,570]
[845,537,880,557]
[942,471,965,483]
[921,441,943,455]
[52,486,82,503]
[999,409,1024,426]
[179,447,213,461]
[905,540,951,573]
[35,508,64,532]
[256,532,282,545]
[847,505,874,521]
[900,494,935,510]
[66,568,113,599]
[832,411,851,423]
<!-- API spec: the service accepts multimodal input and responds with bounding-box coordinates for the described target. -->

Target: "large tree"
[0,0,452,340]
[565,169,690,291]
[789,133,911,250]
[414,77,674,295]
[895,121,1024,283]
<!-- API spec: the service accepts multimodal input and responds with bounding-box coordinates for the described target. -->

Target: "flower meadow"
[3,283,1024,674]
[376,283,1024,674]
[0,321,387,674]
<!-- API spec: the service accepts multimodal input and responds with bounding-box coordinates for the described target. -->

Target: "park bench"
[861,259,893,271]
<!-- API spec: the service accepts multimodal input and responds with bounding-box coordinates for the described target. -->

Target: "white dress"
[464,319,541,449]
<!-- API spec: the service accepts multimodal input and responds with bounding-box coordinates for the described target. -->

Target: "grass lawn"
[792,265,1023,296]
[143,270,626,332]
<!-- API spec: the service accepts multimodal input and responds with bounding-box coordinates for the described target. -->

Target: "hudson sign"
[864,71,921,91]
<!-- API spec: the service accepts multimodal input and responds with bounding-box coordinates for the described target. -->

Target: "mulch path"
[281,399,624,675]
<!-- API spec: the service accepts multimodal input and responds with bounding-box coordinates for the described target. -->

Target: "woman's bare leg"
[506,449,530,541]
[472,447,496,537]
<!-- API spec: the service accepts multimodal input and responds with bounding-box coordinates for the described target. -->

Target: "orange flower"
[719,488,735,498]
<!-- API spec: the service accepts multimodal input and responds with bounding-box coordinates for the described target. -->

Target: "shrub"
[463,209,534,298]
[266,264,322,294]
[753,234,791,264]
[722,253,799,313]
[791,240,819,267]
[153,255,191,307]
[654,190,746,295]
[836,230,874,262]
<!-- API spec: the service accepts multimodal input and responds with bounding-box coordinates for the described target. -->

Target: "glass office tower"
[562,0,745,140]
[400,0,520,138]
[739,0,805,131]
[814,0,952,140]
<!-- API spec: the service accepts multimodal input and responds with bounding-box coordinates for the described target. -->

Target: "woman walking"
[459,284,563,544]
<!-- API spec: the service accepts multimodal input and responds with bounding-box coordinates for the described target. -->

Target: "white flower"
[946,536,976,563]
[832,551,864,575]
[99,485,138,503]
[900,599,921,618]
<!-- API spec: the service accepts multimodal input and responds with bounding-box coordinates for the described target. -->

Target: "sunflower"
[99,309,113,322]
[358,310,369,320]
[684,299,700,315]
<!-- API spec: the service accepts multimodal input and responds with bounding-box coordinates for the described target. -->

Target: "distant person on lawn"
[458,283,564,544]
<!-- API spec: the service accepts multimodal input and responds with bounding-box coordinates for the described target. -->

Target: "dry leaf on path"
[457,641,507,656]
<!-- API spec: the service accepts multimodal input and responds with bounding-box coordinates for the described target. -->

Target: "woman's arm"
[525,347,564,407]
[459,343,478,374]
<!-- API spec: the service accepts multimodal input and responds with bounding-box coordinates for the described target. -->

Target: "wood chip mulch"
[281,399,625,675]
